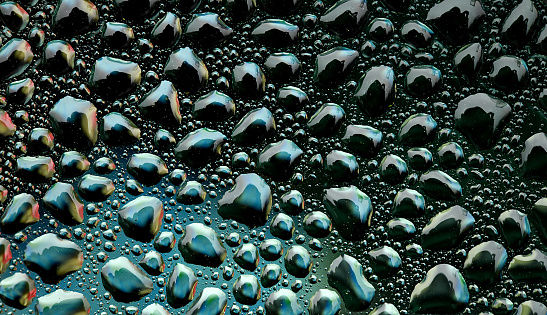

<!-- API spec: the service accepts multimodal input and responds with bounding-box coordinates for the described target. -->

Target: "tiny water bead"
[0,0,547,313]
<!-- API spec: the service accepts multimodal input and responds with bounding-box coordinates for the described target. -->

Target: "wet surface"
[1,0,547,314]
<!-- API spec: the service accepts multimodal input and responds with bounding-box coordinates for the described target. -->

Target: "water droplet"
[409,264,469,313]
[118,196,164,242]
[101,256,153,302]
[24,233,83,284]
[328,254,375,311]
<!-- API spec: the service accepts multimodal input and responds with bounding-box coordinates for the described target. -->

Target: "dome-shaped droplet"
[142,304,170,315]
[508,249,547,282]
[367,18,394,43]
[392,188,425,218]
[167,263,198,308]
[261,264,282,288]
[101,257,153,302]
[178,223,227,267]
[379,154,408,184]
[309,289,341,315]
[77,174,115,201]
[257,139,303,180]
[454,43,482,79]
[368,246,402,277]
[232,61,266,99]
[154,231,176,253]
[6,78,34,105]
[259,239,283,261]
[303,211,332,238]
[463,241,507,286]
[36,290,90,315]
[24,233,83,284]
[454,93,511,149]
[176,181,206,205]
[164,47,208,94]
[27,128,54,153]
[313,47,359,88]
[265,289,303,315]
[404,65,442,97]
[234,243,259,271]
[0,238,12,274]
[218,173,272,227]
[409,264,469,313]
[284,245,311,278]
[400,20,434,48]
[59,151,90,177]
[419,170,462,201]
[426,0,485,44]
[118,196,164,242]
[369,303,400,315]
[354,65,395,117]
[280,190,304,215]
[521,133,547,179]
[184,13,233,47]
[186,288,227,315]
[155,129,176,149]
[233,275,260,305]
[0,38,33,81]
[174,128,226,167]
[138,251,165,275]
[398,113,437,146]
[90,57,141,99]
[264,53,301,83]
[323,186,373,240]
[43,182,84,225]
[252,19,299,47]
[498,209,530,248]
[341,125,382,158]
[193,90,235,122]
[49,96,98,149]
[0,2,29,33]
[127,153,168,186]
[320,0,368,38]
[232,107,276,145]
[387,218,416,240]
[307,103,345,137]
[0,110,16,139]
[270,213,295,240]
[42,40,75,74]
[501,0,538,48]
[101,112,141,146]
[515,301,547,315]
[0,272,35,309]
[328,254,375,311]
[325,150,359,181]
[0,196,37,234]
[151,12,182,47]
[531,198,547,247]
[421,205,475,250]
[437,142,464,169]
[101,22,134,48]
[52,0,99,36]
[138,81,182,125]
[16,156,55,182]
[277,86,309,112]
[407,148,433,171]
[489,56,528,91]
[91,157,113,174]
